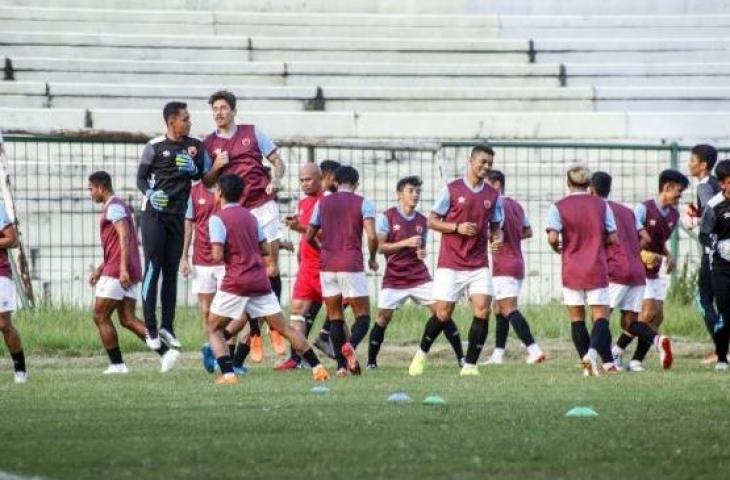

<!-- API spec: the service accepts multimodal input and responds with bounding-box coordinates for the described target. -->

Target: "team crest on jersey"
[188,146,198,157]
[393,224,401,231]
[457,196,466,204]
[242,137,251,147]
[668,222,674,228]
[162,150,170,157]
[416,226,423,233]
[484,200,492,209]
[198,198,206,205]
[649,219,657,226]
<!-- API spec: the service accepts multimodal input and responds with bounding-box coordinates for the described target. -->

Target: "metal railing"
[2,134,725,306]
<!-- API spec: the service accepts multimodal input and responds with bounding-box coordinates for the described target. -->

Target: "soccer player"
[0,200,27,383]
[687,144,722,363]
[202,90,287,362]
[546,166,618,376]
[137,101,207,349]
[306,165,378,377]
[618,169,688,372]
[276,163,326,370]
[589,172,673,371]
[206,174,329,385]
[367,176,464,370]
[88,171,180,373]
[700,160,730,371]
[481,170,545,365]
[408,144,504,377]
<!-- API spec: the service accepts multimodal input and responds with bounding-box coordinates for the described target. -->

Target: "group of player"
[2,89,730,383]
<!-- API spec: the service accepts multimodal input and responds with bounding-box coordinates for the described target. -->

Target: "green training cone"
[565,406,598,417]
[422,395,446,405]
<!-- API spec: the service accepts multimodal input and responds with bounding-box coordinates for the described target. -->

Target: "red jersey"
[100,196,142,282]
[491,197,526,279]
[297,193,322,271]
[380,207,431,289]
[607,201,646,287]
[187,182,223,267]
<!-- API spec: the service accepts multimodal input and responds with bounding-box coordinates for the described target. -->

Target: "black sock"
[329,319,347,369]
[465,317,488,365]
[495,314,509,349]
[633,338,652,362]
[156,344,169,356]
[290,350,302,364]
[228,344,235,358]
[714,326,730,363]
[10,350,26,372]
[419,316,444,353]
[250,319,261,337]
[628,321,657,345]
[571,321,590,358]
[319,318,331,342]
[222,329,233,341]
[106,346,124,365]
[216,355,234,374]
[350,315,370,348]
[233,342,250,369]
[304,303,322,338]
[590,318,612,363]
[300,348,321,368]
[507,310,536,347]
[368,323,386,365]
[270,275,282,302]
[616,332,634,350]
[442,319,464,364]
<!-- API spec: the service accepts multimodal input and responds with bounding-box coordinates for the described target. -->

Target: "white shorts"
[191,264,225,294]
[95,276,139,302]
[321,271,369,299]
[0,276,17,313]
[643,277,668,301]
[378,282,435,310]
[210,291,281,320]
[609,283,644,313]
[432,267,494,303]
[251,199,283,243]
[562,287,610,306]
[492,276,523,301]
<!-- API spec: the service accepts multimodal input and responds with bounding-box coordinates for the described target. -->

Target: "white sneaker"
[582,349,600,377]
[160,349,181,373]
[715,362,729,372]
[103,363,129,375]
[480,351,504,366]
[611,346,624,370]
[628,360,645,372]
[13,371,28,384]
[159,328,182,349]
[146,332,161,350]
[459,363,480,376]
[526,345,547,364]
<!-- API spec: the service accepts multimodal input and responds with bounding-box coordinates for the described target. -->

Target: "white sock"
[612,345,623,354]
[416,348,427,358]
[526,343,542,356]
[491,348,505,359]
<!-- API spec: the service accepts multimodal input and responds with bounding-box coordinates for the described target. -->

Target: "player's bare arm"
[211,243,224,264]
[113,219,132,289]
[265,151,286,194]
[547,230,562,253]
[305,225,321,251]
[364,218,379,271]
[521,226,533,239]
[180,220,192,277]
[428,212,476,236]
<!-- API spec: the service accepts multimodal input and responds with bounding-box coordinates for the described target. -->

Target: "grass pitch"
[0,303,727,479]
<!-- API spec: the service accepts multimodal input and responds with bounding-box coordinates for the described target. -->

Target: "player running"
[205,174,329,385]
[306,165,378,377]
[88,171,180,373]
[481,170,545,365]
[0,198,26,383]
[367,176,464,370]
[409,144,504,377]
[546,166,618,376]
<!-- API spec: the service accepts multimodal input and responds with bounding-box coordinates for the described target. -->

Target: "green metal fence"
[1,134,725,307]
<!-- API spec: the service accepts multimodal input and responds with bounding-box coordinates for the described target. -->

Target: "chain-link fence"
[2,135,724,307]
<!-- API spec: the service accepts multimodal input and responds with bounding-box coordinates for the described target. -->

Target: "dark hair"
[396,175,422,192]
[471,143,495,157]
[208,90,237,110]
[486,169,505,190]
[691,144,718,171]
[163,101,187,123]
[658,169,689,192]
[590,171,612,198]
[319,160,341,175]
[88,171,113,191]
[218,174,245,203]
[715,159,730,182]
[334,165,359,185]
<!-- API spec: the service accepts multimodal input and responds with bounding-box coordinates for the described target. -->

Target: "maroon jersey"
[380,207,431,289]
[435,179,500,270]
[297,193,322,272]
[203,124,274,209]
[312,190,375,273]
[100,196,142,282]
[187,182,223,267]
[641,199,679,280]
[553,194,609,290]
[0,203,13,279]
[491,197,526,279]
[210,205,271,297]
[607,201,646,287]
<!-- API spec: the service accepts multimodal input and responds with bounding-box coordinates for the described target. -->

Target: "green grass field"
[0,303,728,479]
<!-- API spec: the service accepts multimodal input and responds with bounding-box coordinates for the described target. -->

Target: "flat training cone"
[387,392,412,403]
[422,395,446,405]
[565,406,598,417]
[311,385,330,395]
